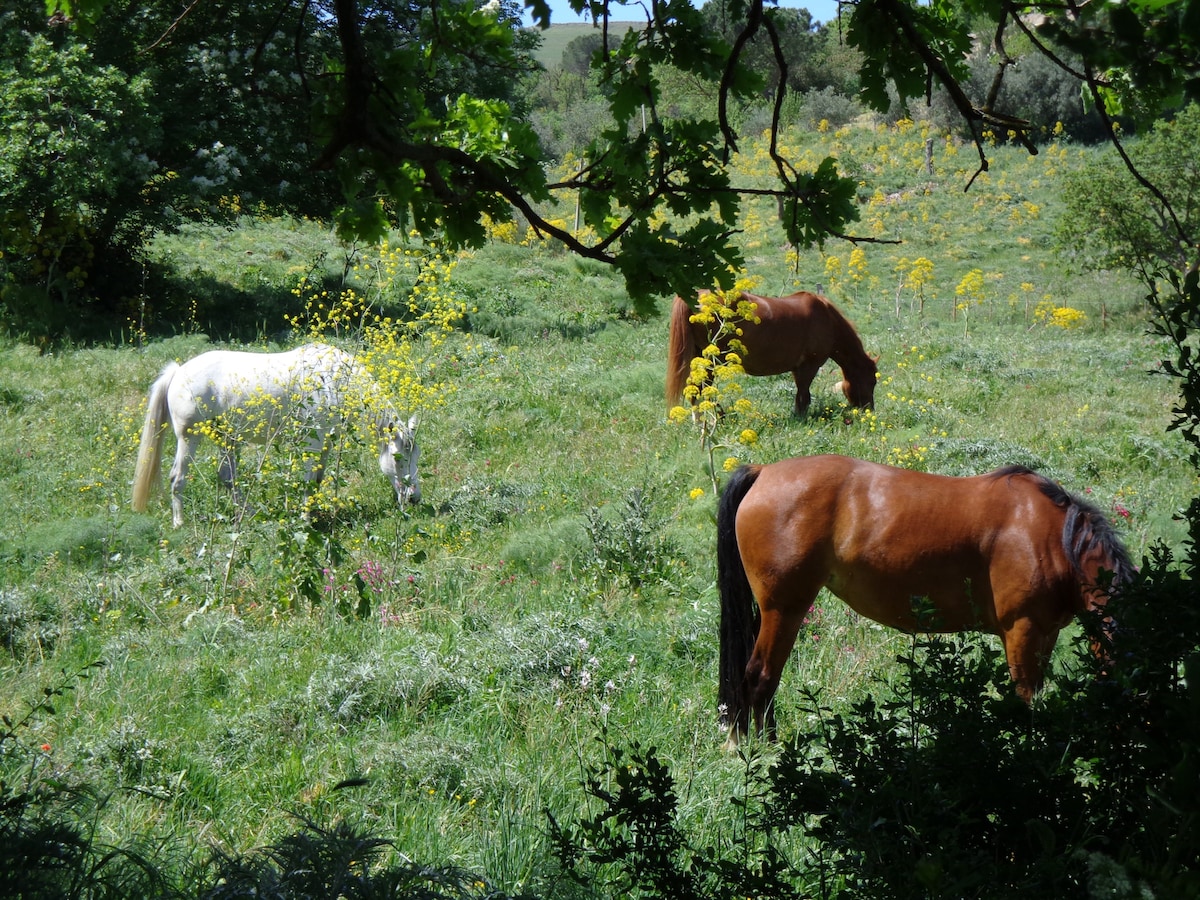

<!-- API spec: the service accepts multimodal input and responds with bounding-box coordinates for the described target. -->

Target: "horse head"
[380,414,421,505]
[838,353,879,409]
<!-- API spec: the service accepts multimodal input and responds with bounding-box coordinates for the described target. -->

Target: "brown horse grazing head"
[834,354,880,409]
[716,455,1133,745]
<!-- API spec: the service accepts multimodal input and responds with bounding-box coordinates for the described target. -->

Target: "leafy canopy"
[36,0,1199,309]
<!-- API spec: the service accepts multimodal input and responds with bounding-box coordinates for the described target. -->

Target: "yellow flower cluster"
[955,268,986,305]
[1033,300,1087,329]
[669,275,764,496]
[482,215,520,244]
[848,246,869,284]
[288,239,470,415]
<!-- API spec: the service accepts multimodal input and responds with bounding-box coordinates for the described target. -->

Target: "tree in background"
[0,0,540,338]
[19,0,1191,329]
[1058,104,1200,284]
[701,0,825,95]
[0,5,161,336]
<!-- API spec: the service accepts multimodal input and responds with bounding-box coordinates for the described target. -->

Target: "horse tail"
[717,464,763,729]
[132,362,177,512]
[665,295,697,407]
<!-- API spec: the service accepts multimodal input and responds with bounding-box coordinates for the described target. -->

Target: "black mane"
[992,465,1133,585]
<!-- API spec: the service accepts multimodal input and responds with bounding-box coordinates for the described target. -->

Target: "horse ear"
[407,415,418,433]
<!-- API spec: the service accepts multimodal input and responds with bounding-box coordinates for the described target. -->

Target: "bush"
[0,22,160,339]
[551,544,1200,898]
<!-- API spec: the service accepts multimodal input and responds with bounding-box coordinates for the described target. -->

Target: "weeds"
[584,487,676,590]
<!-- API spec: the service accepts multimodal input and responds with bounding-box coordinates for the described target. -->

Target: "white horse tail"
[132,361,178,512]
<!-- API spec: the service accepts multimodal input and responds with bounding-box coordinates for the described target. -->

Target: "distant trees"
[3,0,1197,337]
[0,0,540,337]
[561,32,603,78]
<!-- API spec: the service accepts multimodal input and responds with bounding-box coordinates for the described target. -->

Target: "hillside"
[528,20,641,68]
[1,120,1194,895]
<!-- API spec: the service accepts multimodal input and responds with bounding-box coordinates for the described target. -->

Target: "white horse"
[132,344,420,527]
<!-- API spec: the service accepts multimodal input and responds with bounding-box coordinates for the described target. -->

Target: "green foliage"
[849,0,971,116]
[548,737,806,899]
[584,487,676,590]
[1153,266,1200,574]
[763,583,1200,898]
[0,16,159,337]
[1040,0,1200,120]
[551,556,1200,899]
[1059,103,1200,283]
[560,33,603,79]
[199,817,529,900]
[772,649,1080,897]
[780,156,860,248]
[701,0,826,95]
[7,0,1197,342]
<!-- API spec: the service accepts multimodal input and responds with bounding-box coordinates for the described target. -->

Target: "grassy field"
[528,21,642,68]
[1,122,1194,892]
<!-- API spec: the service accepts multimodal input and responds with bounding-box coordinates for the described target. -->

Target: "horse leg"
[1000,619,1060,703]
[299,437,330,521]
[168,432,201,529]
[217,446,247,513]
[302,435,328,485]
[740,603,812,740]
[790,359,824,417]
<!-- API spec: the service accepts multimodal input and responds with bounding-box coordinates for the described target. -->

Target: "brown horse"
[666,291,878,416]
[717,455,1132,744]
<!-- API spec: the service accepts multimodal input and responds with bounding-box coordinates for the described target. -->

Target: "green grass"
[1,121,1195,892]
[528,21,642,69]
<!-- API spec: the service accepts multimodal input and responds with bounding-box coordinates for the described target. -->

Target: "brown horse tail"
[717,464,762,730]
[665,295,697,407]
[132,362,177,512]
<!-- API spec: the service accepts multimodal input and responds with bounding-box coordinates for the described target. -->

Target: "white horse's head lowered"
[379,413,421,505]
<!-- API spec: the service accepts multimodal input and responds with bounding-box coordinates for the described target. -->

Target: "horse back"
[730,292,839,376]
[166,344,352,435]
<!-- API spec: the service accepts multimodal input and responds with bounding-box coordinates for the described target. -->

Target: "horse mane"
[991,465,1134,586]
[818,294,875,376]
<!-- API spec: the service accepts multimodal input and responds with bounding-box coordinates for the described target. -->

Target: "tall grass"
[0,121,1193,894]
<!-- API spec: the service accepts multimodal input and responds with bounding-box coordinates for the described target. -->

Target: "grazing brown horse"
[666,291,878,416]
[717,455,1132,744]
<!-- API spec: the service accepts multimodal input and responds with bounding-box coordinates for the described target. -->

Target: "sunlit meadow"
[1,119,1193,891]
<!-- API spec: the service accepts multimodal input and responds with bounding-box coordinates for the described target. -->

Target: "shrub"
[0,25,159,339]
[584,487,677,590]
